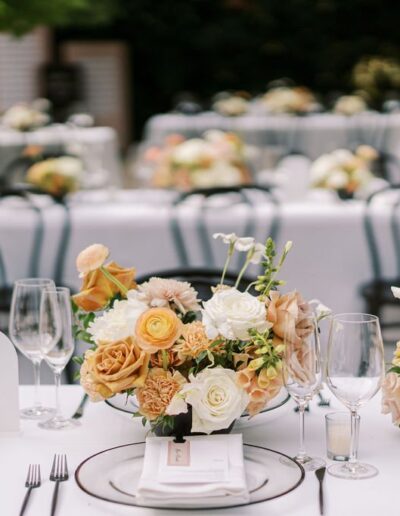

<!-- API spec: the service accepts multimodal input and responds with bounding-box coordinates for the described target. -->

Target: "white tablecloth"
[0,189,396,314]
[1,385,397,516]
[145,112,400,162]
[0,125,122,186]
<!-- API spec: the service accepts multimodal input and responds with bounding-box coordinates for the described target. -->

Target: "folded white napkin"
[136,434,249,508]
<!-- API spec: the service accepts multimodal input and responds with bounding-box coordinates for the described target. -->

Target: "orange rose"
[80,336,150,400]
[135,307,183,353]
[72,261,136,312]
[136,368,186,420]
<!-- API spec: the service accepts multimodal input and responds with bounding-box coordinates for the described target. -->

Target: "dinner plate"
[75,442,304,509]
[105,388,292,428]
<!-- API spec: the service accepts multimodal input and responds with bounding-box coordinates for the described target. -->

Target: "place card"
[158,437,229,484]
[0,332,19,433]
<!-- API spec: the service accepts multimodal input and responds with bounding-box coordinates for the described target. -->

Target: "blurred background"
[2,0,400,383]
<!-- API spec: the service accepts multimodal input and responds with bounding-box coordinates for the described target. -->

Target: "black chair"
[136,267,257,302]
[170,184,280,272]
[360,184,400,334]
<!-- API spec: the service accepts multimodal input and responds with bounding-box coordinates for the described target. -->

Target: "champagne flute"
[39,287,79,430]
[9,278,56,419]
[283,316,325,471]
[326,313,384,479]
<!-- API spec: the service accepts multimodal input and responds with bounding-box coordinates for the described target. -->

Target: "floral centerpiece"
[144,130,251,190]
[1,100,50,131]
[73,236,325,436]
[382,286,400,426]
[26,156,83,198]
[333,95,368,116]
[261,86,318,115]
[310,146,378,199]
[212,93,250,116]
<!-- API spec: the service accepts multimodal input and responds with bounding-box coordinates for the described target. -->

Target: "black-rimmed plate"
[105,389,292,428]
[75,442,304,510]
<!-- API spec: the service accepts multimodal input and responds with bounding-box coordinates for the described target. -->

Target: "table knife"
[315,466,326,515]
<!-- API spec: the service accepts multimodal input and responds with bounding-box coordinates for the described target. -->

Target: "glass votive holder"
[325,412,360,461]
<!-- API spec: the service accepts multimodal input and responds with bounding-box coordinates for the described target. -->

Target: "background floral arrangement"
[1,99,50,131]
[212,92,250,116]
[73,235,321,435]
[333,94,368,116]
[310,145,378,196]
[382,286,400,427]
[260,86,319,115]
[26,155,83,197]
[144,130,251,190]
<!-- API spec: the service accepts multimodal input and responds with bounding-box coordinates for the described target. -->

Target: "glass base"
[21,406,55,420]
[38,416,80,430]
[295,455,326,472]
[328,461,379,480]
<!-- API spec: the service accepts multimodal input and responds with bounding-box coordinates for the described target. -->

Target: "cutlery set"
[19,454,69,516]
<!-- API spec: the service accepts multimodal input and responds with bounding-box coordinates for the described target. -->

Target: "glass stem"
[32,360,41,408]
[54,372,62,419]
[349,409,359,471]
[297,401,307,461]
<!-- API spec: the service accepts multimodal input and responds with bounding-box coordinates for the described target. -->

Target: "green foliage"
[254,238,291,299]
[0,0,116,35]
[149,414,175,434]
[181,310,197,324]
[388,366,400,375]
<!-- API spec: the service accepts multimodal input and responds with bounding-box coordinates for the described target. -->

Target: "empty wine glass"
[283,315,325,471]
[9,278,56,419]
[326,313,384,479]
[39,287,79,430]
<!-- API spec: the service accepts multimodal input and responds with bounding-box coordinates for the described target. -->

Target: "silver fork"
[19,464,41,516]
[49,454,69,516]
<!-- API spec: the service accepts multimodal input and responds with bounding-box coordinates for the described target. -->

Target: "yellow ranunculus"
[135,307,182,354]
[80,336,150,400]
[72,261,136,312]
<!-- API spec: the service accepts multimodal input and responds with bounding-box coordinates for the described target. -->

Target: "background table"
[1,385,397,516]
[0,189,396,314]
[0,125,122,186]
[145,112,400,164]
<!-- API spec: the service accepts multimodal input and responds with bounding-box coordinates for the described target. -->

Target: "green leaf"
[72,355,84,365]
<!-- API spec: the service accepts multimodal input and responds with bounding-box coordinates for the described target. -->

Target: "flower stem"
[234,248,255,289]
[100,266,128,296]
[220,243,235,285]
[161,350,169,371]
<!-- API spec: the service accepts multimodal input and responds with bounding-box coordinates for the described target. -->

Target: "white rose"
[171,139,214,166]
[325,169,349,189]
[202,288,269,341]
[88,291,148,343]
[173,367,249,434]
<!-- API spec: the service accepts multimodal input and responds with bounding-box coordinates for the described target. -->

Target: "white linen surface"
[1,385,398,516]
[136,435,249,507]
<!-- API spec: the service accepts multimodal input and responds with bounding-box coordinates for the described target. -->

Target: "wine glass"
[283,316,326,471]
[326,313,384,479]
[9,278,56,419]
[38,287,79,430]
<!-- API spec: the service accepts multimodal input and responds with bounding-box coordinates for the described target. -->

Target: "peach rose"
[382,372,400,426]
[76,244,110,277]
[73,261,136,312]
[80,336,150,400]
[136,368,187,420]
[135,307,183,353]
[266,291,313,345]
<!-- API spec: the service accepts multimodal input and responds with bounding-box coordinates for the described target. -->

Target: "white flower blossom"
[202,288,269,341]
[213,232,237,244]
[392,286,400,299]
[168,367,249,434]
[87,291,148,343]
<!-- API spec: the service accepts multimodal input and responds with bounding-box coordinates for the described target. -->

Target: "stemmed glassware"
[9,278,56,419]
[38,287,79,430]
[283,316,326,471]
[326,313,384,479]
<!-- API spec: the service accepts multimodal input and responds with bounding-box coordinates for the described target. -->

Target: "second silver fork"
[49,454,69,516]
[20,464,41,516]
